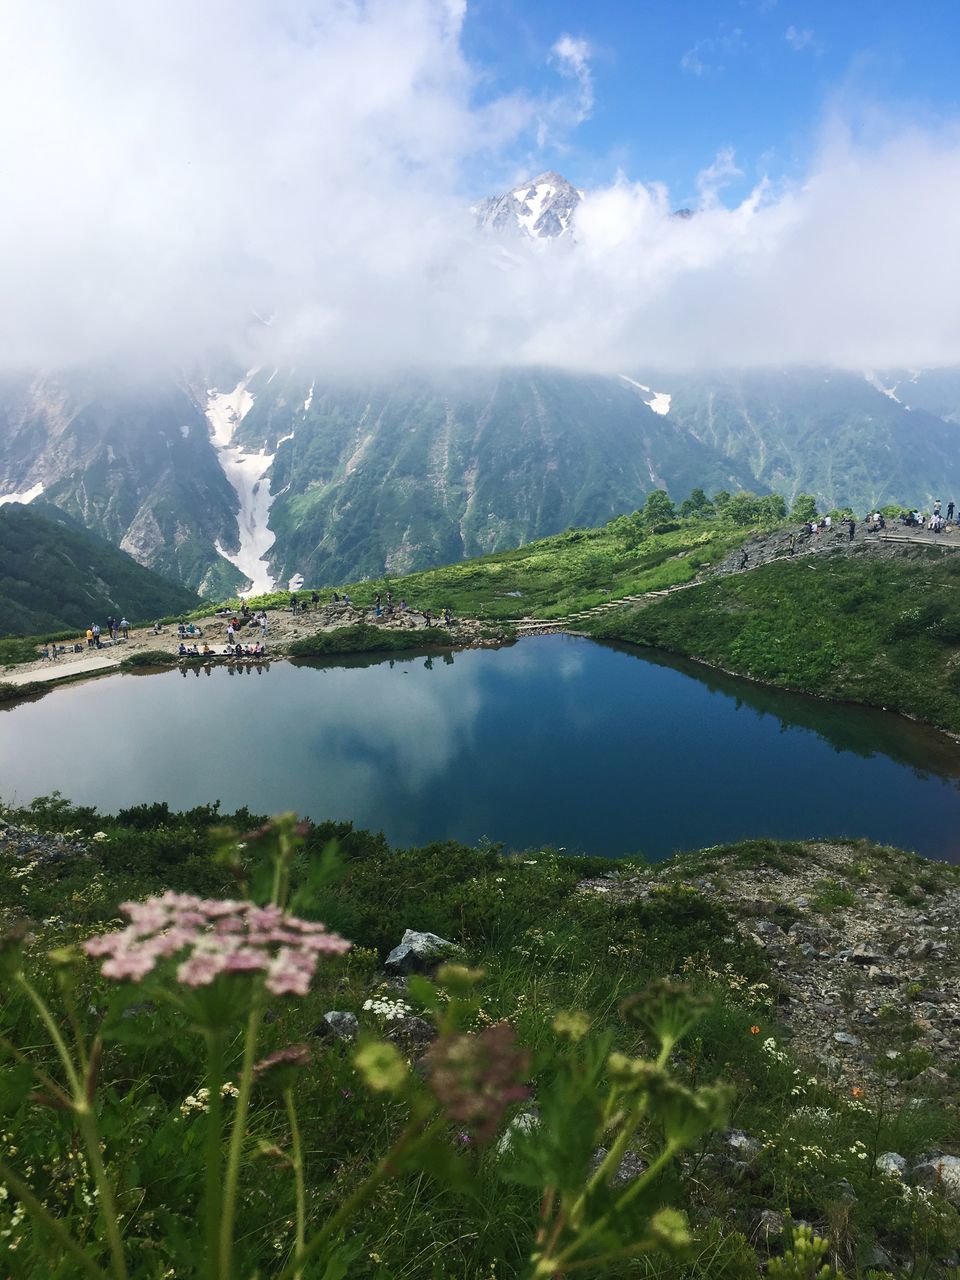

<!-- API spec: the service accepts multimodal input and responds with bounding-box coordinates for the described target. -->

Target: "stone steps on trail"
[512,579,702,629]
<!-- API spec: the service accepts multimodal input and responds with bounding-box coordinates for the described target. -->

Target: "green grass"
[3,798,959,1276]
[287,622,504,659]
[199,513,757,625]
[587,546,960,733]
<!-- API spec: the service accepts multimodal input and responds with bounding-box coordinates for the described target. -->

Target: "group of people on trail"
[84,615,129,649]
[178,640,267,660]
[287,587,453,626]
[896,499,955,532]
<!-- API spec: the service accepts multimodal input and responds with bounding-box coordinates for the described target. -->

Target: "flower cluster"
[425,1021,530,1145]
[84,892,351,994]
[180,1082,240,1117]
[761,1036,788,1064]
[362,996,412,1022]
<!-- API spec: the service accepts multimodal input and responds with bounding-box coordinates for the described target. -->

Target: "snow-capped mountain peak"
[474,171,582,240]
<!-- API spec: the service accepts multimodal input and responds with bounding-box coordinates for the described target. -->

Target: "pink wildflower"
[83,895,351,992]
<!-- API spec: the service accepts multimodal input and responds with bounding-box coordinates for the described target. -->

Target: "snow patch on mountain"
[619,375,671,415]
[474,171,582,240]
[303,381,314,413]
[864,371,903,404]
[206,373,278,596]
[0,481,43,506]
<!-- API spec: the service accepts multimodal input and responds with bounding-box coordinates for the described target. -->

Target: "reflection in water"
[619,644,960,787]
[2,635,960,861]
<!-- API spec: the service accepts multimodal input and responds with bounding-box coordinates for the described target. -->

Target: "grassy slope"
[587,546,960,732]
[3,797,958,1276]
[210,515,753,623]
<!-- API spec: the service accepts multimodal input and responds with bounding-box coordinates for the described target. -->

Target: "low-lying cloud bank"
[1,0,958,373]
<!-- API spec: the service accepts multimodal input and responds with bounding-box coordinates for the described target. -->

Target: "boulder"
[850,940,884,965]
[384,929,464,976]
[914,1154,960,1204]
[318,1011,359,1041]
[590,1146,648,1187]
[833,1031,861,1047]
[725,1129,762,1160]
[876,1151,907,1179]
[386,1016,437,1058]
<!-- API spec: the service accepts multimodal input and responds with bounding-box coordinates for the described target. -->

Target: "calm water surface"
[3,635,960,861]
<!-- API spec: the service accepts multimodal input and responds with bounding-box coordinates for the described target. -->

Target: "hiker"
[93,623,101,648]
[227,622,235,644]
[739,550,748,570]
[343,593,351,606]
[86,627,94,648]
[332,591,340,603]
[290,593,298,613]
[311,591,319,610]
[934,499,942,518]
[120,617,129,639]
[444,607,452,625]
[948,501,956,522]
[847,518,855,542]
[260,614,268,639]
[788,534,796,555]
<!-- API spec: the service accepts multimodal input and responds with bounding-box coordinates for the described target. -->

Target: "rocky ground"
[711,520,960,578]
[0,602,507,686]
[580,839,960,1100]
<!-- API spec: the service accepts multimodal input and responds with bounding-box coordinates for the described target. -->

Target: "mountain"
[648,367,960,513]
[4,362,960,598]
[474,171,582,239]
[0,501,200,636]
[0,370,245,597]
[2,170,960,596]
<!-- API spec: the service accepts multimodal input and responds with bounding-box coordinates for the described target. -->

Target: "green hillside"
[0,501,200,637]
[588,544,960,732]
[219,491,770,622]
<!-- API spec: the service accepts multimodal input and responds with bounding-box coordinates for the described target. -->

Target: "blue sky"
[462,0,960,202]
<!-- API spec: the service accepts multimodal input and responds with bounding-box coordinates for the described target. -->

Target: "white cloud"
[0,1,957,375]
[785,25,816,51]
[550,34,594,123]
[680,28,745,77]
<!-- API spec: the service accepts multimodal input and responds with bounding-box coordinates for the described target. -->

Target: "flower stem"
[273,1114,441,1280]
[218,1002,263,1279]
[15,972,81,1096]
[0,1156,109,1280]
[76,1109,129,1280]
[204,1032,226,1280]
[284,1088,306,1278]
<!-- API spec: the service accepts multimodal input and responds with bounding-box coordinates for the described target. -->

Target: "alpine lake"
[3,633,960,862]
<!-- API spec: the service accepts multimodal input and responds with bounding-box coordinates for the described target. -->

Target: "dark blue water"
[3,635,960,860]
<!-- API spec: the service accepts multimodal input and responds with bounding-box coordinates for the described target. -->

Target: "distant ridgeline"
[2,365,959,596]
[0,502,199,637]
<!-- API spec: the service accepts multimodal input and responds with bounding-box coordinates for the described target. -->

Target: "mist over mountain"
[1,3,959,597]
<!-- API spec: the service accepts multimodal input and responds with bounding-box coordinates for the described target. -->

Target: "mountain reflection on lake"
[3,634,960,861]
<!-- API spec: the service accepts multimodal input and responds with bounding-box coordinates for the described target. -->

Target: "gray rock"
[833,1031,861,1047]
[755,1208,785,1239]
[725,1129,761,1160]
[386,1015,437,1058]
[850,940,884,965]
[861,1243,895,1269]
[384,929,464,976]
[876,1151,908,1178]
[914,1154,960,1204]
[496,1110,540,1156]
[912,1066,952,1092]
[591,1146,649,1187]
[320,1011,359,1041]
